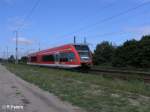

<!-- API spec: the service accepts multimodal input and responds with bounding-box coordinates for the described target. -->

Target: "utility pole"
[15,31,18,64]
[38,42,40,51]
[6,46,8,62]
[74,36,76,44]
[3,51,5,60]
[84,37,87,44]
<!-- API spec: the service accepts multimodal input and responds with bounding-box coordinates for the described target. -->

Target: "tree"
[0,58,2,63]
[138,35,150,67]
[112,35,150,68]
[93,35,150,68]
[93,41,115,65]
[8,55,15,63]
[19,56,28,64]
[112,39,139,67]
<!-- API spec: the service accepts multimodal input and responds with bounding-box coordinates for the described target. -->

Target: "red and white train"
[27,44,92,68]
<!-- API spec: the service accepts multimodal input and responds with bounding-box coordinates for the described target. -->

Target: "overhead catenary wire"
[74,0,119,25]
[17,0,41,31]
[60,1,150,38]
[13,0,40,63]
[86,21,150,39]
[88,31,131,38]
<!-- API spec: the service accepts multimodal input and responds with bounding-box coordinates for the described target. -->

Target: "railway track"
[88,68,150,83]
[23,64,150,83]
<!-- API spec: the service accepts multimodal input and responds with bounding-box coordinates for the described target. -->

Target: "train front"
[74,44,93,68]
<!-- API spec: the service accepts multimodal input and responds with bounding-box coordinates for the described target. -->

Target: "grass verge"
[4,63,150,112]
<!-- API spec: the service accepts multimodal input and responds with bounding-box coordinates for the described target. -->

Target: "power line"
[60,1,150,38]
[74,0,119,25]
[88,31,133,39]
[13,0,40,63]
[87,21,150,38]
[17,0,41,31]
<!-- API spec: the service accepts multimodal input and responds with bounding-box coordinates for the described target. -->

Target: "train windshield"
[74,45,89,51]
[74,45,90,61]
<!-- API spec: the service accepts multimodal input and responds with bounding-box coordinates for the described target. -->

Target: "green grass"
[93,65,150,72]
[5,63,150,112]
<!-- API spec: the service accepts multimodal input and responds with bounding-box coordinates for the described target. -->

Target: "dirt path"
[0,64,83,112]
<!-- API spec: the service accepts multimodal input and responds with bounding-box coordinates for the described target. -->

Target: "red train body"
[27,44,92,68]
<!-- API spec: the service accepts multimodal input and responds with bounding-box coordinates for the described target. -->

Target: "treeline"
[0,55,28,64]
[93,35,150,68]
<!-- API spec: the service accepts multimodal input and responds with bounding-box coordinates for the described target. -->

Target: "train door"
[54,53,60,67]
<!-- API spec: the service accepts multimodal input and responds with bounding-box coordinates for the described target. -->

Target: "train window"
[68,52,75,61]
[42,55,54,62]
[78,52,90,59]
[74,45,91,61]
[60,52,75,62]
[60,53,67,62]
[31,56,37,62]
[74,45,89,51]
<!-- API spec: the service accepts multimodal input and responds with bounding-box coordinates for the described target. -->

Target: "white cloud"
[12,37,33,45]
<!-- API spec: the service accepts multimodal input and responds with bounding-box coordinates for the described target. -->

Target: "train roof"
[28,43,89,56]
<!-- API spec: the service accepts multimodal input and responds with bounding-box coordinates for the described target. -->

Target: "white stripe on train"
[27,63,81,68]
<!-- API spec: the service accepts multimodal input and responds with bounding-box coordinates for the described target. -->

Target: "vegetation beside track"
[93,35,150,68]
[5,63,150,112]
[92,65,150,73]
[91,66,150,82]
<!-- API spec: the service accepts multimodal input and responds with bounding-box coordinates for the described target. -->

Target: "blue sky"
[0,0,150,58]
